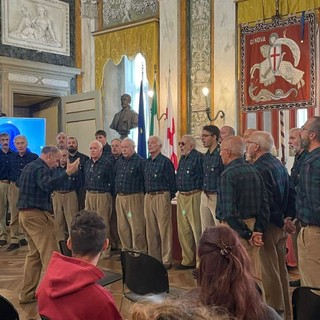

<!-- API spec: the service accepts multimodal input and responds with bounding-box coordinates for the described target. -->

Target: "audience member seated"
[191,225,282,320]
[130,299,230,320]
[36,210,122,320]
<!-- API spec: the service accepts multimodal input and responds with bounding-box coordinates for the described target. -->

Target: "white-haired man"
[84,140,114,258]
[115,138,146,252]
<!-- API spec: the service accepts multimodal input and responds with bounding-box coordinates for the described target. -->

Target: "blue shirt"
[176,149,203,192]
[84,157,114,193]
[69,151,89,188]
[18,158,69,211]
[115,153,145,194]
[144,153,176,198]
[217,158,269,233]
[253,153,292,228]
[9,151,38,185]
[291,150,308,188]
[296,147,320,226]
[202,146,224,192]
[0,149,15,180]
[52,166,78,191]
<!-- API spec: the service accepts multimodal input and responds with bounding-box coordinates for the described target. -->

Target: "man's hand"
[66,158,80,176]
[283,217,296,234]
[249,231,264,247]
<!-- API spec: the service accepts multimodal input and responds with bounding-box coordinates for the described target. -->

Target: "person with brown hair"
[195,225,282,320]
[130,298,230,320]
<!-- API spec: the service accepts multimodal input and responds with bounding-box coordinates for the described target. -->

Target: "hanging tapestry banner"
[240,13,316,112]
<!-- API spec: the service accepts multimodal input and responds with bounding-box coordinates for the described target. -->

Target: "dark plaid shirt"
[291,150,308,188]
[253,153,292,228]
[144,153,176,198]
[9,151,38,185]
[176,149,203,192]
[52,166,78,191]
[296,147,320,226]
[69,151,89,187]
[102,144,112,158]
[18,158,69,211]
[84,156,114,193]
[107,154,121,166]
[202,146,224,192]
[0,149,15,180]
[115,153,145,194]
[217,158,269,233]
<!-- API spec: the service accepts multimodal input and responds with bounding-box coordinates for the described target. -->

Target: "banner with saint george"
[240,13,316,112]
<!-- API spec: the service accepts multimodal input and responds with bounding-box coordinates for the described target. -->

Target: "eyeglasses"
[178,142,185,146]
[201,134,213,138]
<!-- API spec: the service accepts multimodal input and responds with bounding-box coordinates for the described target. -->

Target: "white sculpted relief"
[102,0,158,27]
[12,5,61,48]
[2,0,70,56]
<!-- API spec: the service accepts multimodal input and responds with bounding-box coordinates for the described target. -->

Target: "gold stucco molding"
[93,18,159,90]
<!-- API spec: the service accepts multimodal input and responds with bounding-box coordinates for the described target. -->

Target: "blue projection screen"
[0,117,46,155]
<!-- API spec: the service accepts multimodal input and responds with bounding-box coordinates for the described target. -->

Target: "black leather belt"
[118,192,141,196]
[146,191,166,195]
[55,190,75,194]
[87,190,107,194]
[180,189,201,196]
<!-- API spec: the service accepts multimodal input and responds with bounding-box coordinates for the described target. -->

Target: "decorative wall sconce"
[202,87,225,122]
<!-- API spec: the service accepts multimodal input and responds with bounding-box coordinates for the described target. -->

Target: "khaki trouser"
[0,181,9,240]
[260,223,291,320]
[8,182,25,243]
[85,191,112,256]
[298,225,320,288]
[52,191,78,242]
[144,192,173,265]
[109,195,120,249]
[19,209,58,302]
[200,191,218,233]
[177,191,201,267]
[223,218,264,300]
[116,192,147,253]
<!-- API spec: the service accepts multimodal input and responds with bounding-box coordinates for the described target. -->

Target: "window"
[124,54,150,147]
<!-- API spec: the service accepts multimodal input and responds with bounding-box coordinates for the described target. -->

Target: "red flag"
[165,73,178,170]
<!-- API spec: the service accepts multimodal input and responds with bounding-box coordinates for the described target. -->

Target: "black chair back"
[0,295,19,320]
[292,286,320,320]
[120,250,169,295]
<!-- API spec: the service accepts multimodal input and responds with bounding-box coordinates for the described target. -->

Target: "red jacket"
[36,252,122,320]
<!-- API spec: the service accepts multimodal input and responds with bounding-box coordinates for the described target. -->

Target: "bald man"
[246,131,294,320]
[243,128,257,143]
[217,135,269,293]
[219,125,235,142]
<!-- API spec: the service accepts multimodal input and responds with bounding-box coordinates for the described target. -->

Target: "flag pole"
[137,63,147,159]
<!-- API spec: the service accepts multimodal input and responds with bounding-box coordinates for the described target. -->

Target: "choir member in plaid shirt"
[18,145,79,304]
[175,134,203,270]
[144,136,176,270]
[297,116,320,288]
[246,131,295,320]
